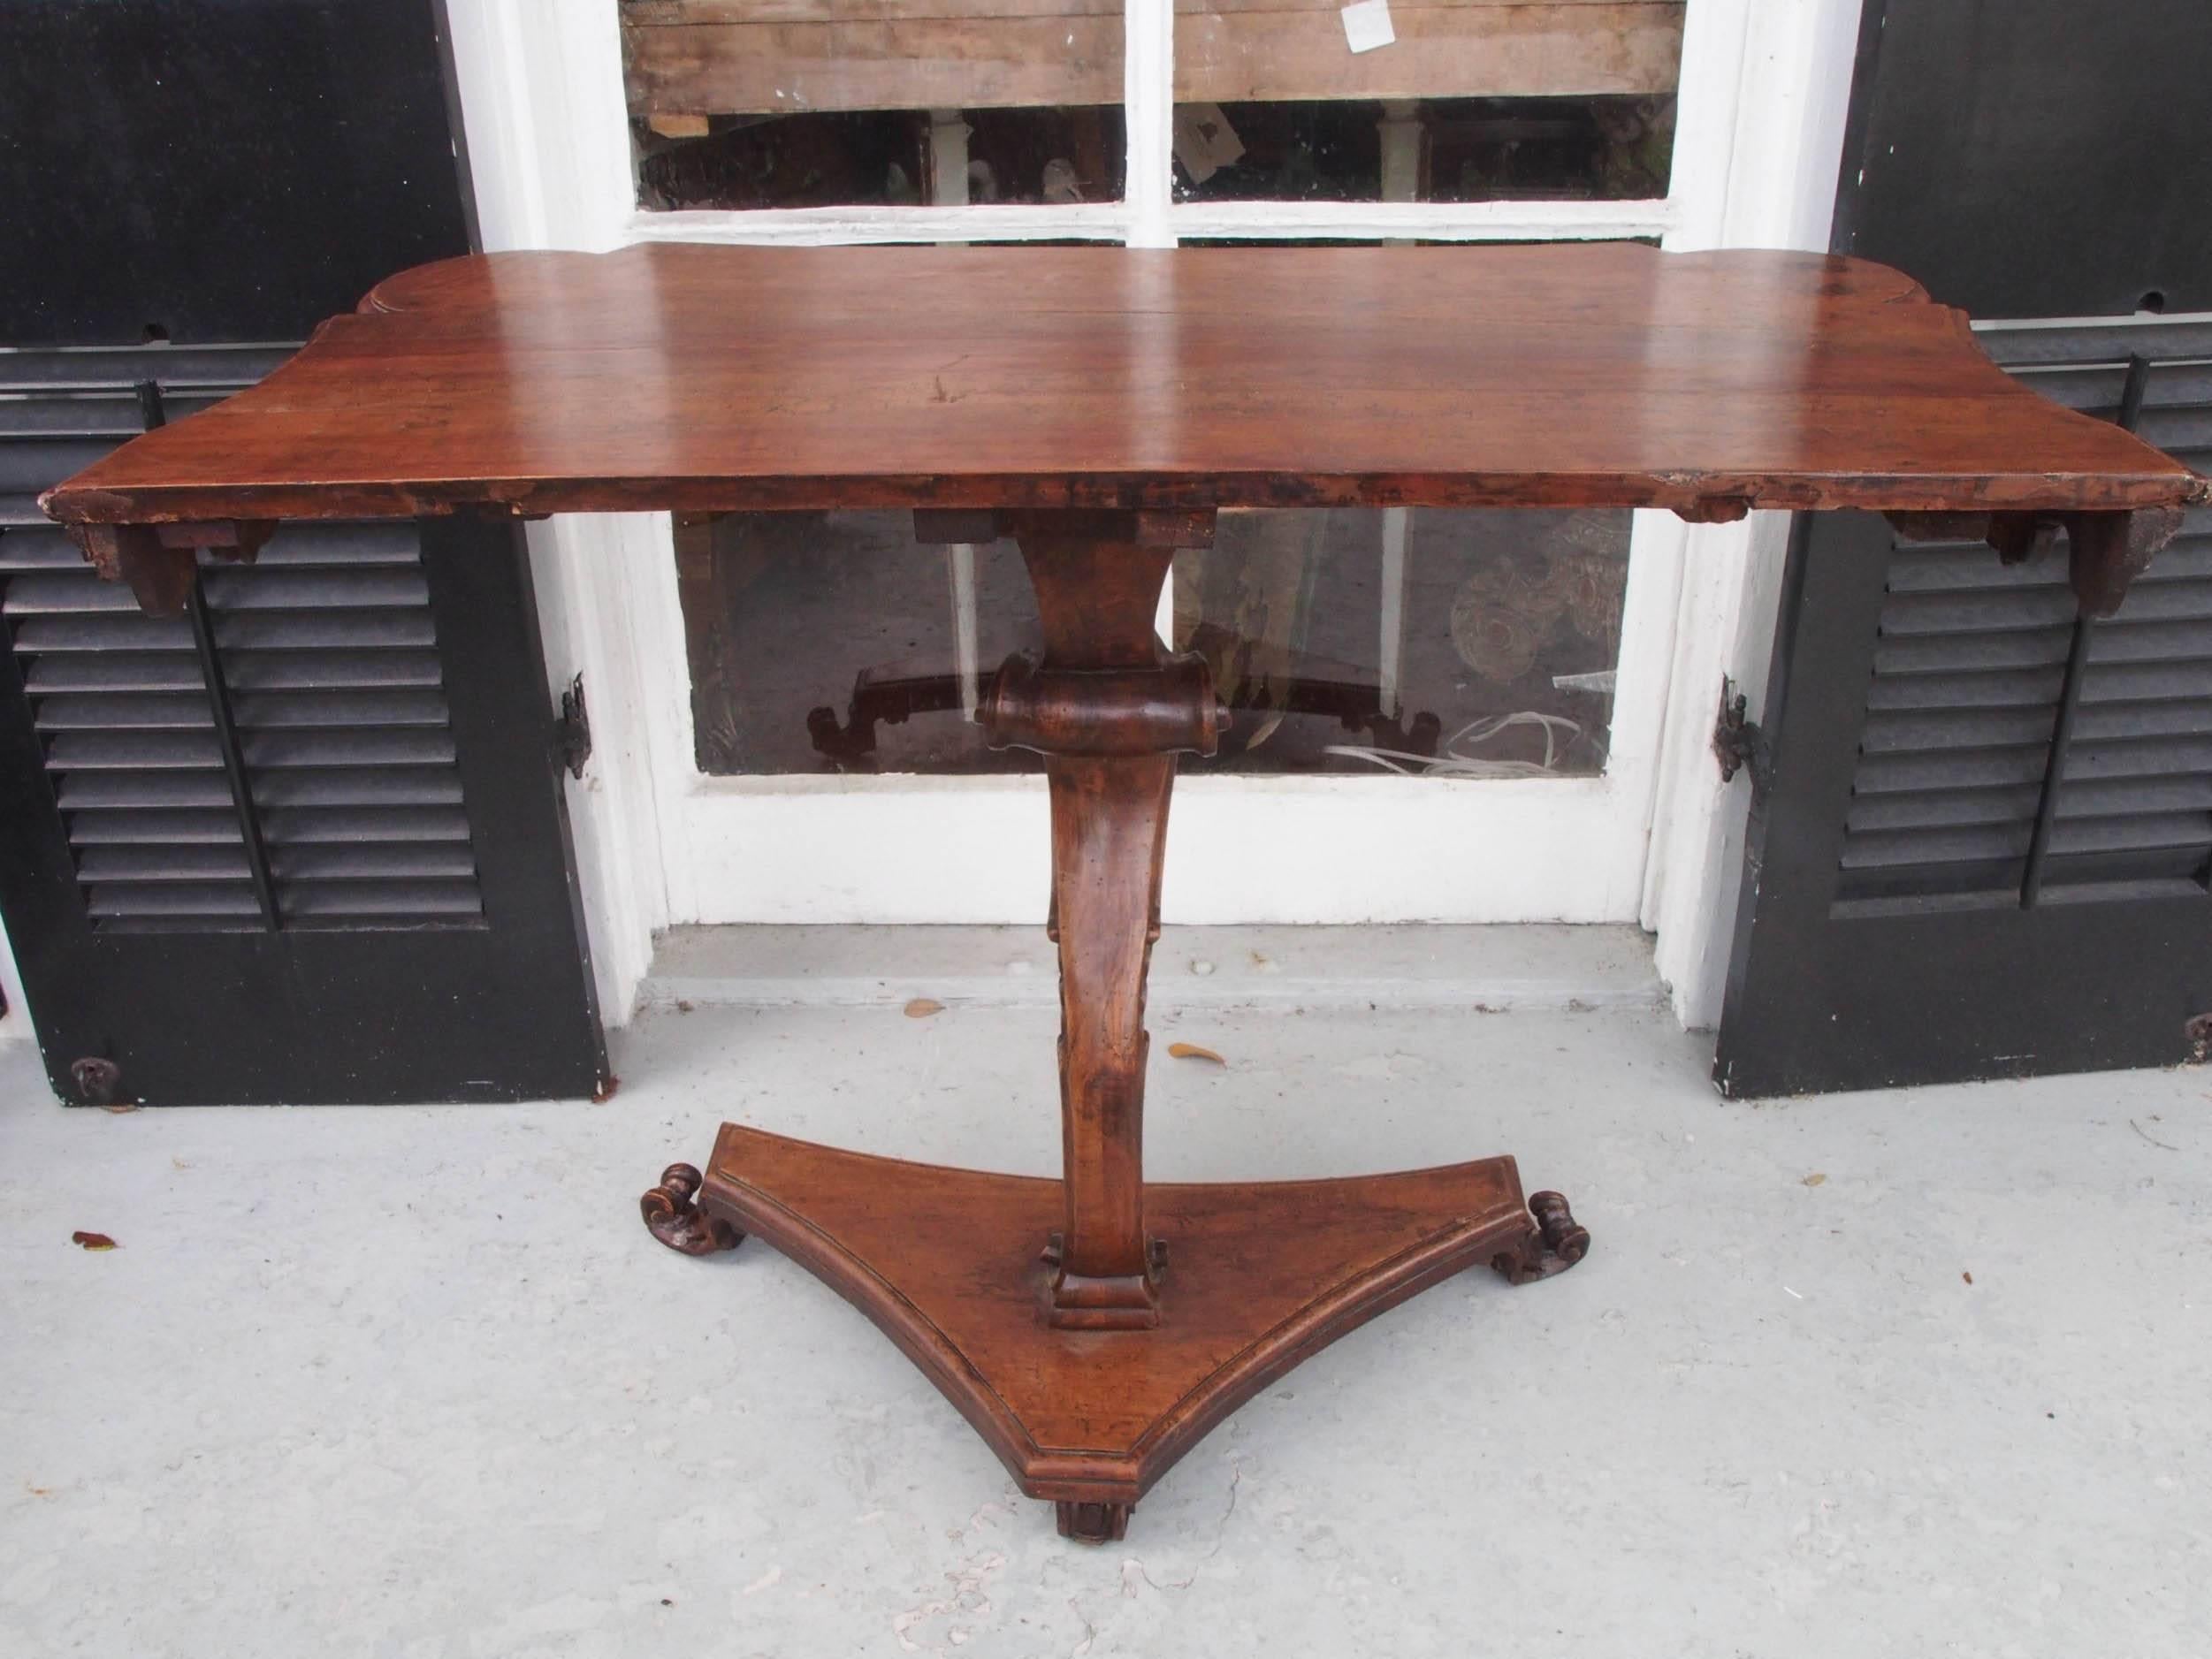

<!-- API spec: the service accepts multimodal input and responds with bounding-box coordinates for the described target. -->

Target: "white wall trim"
[667,773,1653,925]
[621,198,1679,251]
[1170,198,1676,242]
[1643,0,1867,1030]
[627,204,1132,246]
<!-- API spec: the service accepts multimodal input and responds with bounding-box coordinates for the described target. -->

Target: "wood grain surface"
[697,1120,1537,1508]
[42,242,2205,530]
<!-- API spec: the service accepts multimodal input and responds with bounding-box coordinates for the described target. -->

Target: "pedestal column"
[979,512,1223,1329]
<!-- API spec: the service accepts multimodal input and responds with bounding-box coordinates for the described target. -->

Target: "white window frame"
[442,0,1865,1024]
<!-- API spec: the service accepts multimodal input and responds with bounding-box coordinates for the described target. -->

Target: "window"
[623,0,1685,780]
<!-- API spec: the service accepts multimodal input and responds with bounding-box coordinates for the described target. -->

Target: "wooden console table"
[44,244,2205,1543]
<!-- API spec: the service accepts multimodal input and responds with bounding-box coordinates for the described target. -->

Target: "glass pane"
[1171,0,1682,202]
[1175,508,1625,778]
[675,508,1627,780]
[678,510,1041,774]
[623,0,1125,209]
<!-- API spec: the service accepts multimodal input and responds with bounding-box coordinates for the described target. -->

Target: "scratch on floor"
[891,1550,1007,1654]
[1124,1460,1242,1594]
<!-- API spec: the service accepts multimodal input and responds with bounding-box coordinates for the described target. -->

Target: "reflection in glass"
[678,509,1626,780]
[1172,96,1674,204]
[1175,509,1623,777]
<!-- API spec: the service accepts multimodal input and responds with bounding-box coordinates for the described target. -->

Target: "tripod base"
[652,1122,1584,1539]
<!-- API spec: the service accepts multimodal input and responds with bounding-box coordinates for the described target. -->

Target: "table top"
[41,242,2206,528]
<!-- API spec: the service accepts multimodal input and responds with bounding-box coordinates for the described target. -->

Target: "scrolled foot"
[1056,1500,1133,1544]
[641,1163,744,1257]
[1491,1190,1590,1285]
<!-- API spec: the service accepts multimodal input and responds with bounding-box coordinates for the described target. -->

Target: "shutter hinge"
[2185,1013,2212,1064]
[69,1056,123,1107]
[1712,677,1773,792]
[555,673,591,779]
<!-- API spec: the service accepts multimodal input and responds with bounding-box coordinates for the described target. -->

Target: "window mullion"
[1125,0,1176,247]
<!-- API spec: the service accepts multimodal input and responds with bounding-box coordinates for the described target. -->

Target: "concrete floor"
[3,947,2208,1656]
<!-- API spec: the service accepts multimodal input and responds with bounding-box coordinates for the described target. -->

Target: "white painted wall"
[439,0,1866,1030]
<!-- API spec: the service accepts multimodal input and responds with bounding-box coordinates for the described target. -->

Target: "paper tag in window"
[1173,103,1246,186]
[1340,0,1396,54]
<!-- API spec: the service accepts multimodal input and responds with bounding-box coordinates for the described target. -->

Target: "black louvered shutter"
[1714,319,2212,1094]
[0,348,609,1104]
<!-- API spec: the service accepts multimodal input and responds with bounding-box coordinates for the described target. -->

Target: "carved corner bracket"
[66,520,275,616]
[1887,506,2187,619]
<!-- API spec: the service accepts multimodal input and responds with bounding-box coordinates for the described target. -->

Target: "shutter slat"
[260,806,473,844]
[1861,707,2060,754]
[0,391,144,438]
[1876,629,2077,675]
[213,611,436,651]
[240,730,457,768]
[1846,784,2045,833]
[270,843,479,880]
[34,695,213,731]
[253,524,422,567]
[24,652,204,692]
[86,882,263,918]
[1865,668,2067,711]
[0,343,293,386]
[2063,736,2212,781]
[1842,823,2033,871]
[2048,812,2212,857]
[2070,700,2212,742]
[2002,363,2130,414]
[65,809,245,845]
[2039,849,2210,888]
[1887,550,2069,594]
[11,614,196,651]
[248,767,467,808]
[2086,620,2212,666]
[0,528,92,571]
[2079,660,2212,704]
[218,649,445,691]
[0,438,110,493]
[45,731,225,770]
[1978,320,2212,366]
[0,392,225,438]
[1879,589,2080,636]
[2,574,144,616]
[2056,776,2212,819]
[202,567,429,611]
[54,772,240,809]
[2133,537,2212,583]
[230,690,451,729]
[1853,746,2052,794]
[2105,579,2212,626]
[2135,408,2212,454]
[281,880,484,919]
[77,844,254,881]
